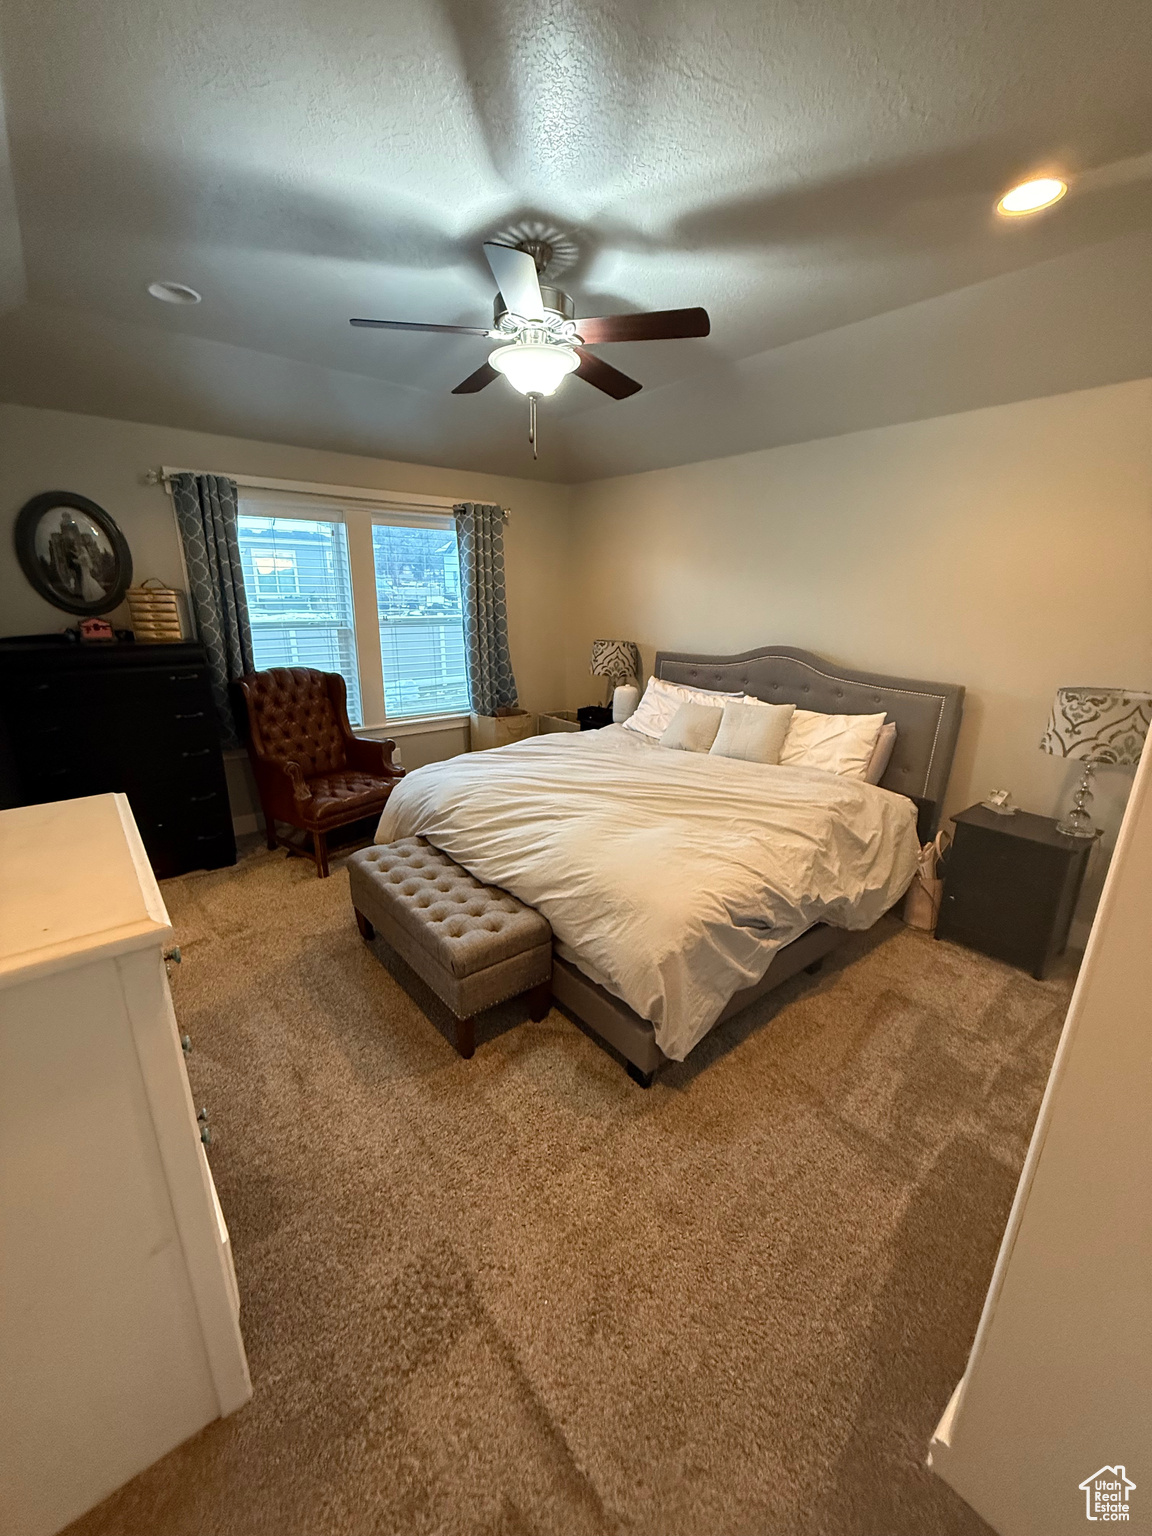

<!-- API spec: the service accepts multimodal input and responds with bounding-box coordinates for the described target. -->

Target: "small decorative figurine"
[78,617,116,643]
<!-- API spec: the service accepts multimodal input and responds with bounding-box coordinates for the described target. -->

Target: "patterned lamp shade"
[1039,687,1152,765]
[590,639,640,684]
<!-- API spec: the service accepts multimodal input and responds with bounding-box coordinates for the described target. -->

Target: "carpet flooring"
[64,842,1074,1536]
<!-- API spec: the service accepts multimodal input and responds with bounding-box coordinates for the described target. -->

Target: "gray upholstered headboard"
[654,645,964,839]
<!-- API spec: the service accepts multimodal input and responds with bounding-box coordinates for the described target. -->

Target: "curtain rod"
[144,466,510,519]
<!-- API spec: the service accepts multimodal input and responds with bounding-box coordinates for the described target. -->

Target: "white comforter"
[375,727,919,1061]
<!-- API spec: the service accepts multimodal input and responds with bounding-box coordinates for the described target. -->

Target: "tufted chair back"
[241,668,349,776]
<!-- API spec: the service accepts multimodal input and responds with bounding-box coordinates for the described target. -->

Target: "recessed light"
[996,178,1068,216]
[148,281,202,304]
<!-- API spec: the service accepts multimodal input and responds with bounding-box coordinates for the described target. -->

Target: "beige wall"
[566,379,1152,928]
[0,401,572,823]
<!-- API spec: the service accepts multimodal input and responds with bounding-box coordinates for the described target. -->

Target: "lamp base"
[1057,760,1098,838]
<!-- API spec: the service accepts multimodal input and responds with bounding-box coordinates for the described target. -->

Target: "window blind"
[236,513,364,725]
[372,522,469,718]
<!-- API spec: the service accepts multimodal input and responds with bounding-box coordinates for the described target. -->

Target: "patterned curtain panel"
[171,473,254,747]
[453,502,519,715]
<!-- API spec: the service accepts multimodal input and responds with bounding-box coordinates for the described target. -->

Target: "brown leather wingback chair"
[238,668,404,877]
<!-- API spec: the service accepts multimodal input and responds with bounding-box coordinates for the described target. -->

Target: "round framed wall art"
[14,490,134,616]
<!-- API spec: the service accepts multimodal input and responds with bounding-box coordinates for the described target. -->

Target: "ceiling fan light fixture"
[996,177,1068,216]
[488,342,578,396]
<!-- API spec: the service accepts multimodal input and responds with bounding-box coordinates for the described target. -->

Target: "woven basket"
[126,579,184,643]
[469,709,536,750]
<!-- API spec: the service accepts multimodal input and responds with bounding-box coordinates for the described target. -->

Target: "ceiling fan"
[350,240,710,456]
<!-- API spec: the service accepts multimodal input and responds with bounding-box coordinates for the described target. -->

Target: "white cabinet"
[0,794,251,1536]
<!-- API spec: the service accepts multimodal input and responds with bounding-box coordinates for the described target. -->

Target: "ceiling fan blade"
[451,361,500,395]
[350,318,492,336]
[573,346,642,400]
[483,242,546,321]
[576,307,711,345]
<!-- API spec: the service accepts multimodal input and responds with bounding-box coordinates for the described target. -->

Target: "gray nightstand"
[935,804,1096,978]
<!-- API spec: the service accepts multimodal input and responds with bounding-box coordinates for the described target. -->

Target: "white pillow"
[660,701,724,753]
[710,700,795,763]
[623,676,744,740]
[780,709,887,781]
[863,721,898,785]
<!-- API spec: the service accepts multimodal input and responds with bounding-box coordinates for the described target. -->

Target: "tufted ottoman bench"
[347,839,552,1058]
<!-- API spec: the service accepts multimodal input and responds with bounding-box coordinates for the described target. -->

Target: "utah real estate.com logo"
[1079,1466,1136,1522]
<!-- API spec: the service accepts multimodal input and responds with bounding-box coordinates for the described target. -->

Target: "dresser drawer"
[131,814,235,878]
[134,667,213,709]
[132,782,235,870]
[200,1145,240,1320]
[3,676,104,750]
[179,825,237,872]
[4,667,214,765]
[3,672,90,711]
[168,738,224,779]
[19,757,94,801]
[134,796,231,844]
[183,783,231,819]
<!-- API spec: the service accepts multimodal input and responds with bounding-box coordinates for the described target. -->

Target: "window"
[237,513,363,724]
[373,522,469,718]
[235,492,472,729]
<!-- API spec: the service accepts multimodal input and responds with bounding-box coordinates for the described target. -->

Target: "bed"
[376,646,964,1082]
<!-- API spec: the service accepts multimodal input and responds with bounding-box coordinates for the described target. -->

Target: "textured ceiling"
[0,0,1149,480]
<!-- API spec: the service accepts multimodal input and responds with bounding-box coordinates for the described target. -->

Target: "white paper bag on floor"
[904,830,951,931]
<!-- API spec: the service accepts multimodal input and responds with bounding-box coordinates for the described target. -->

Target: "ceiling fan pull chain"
[528,393,538,459]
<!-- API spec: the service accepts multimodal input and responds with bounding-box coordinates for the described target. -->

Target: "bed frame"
[551,645,965,1086]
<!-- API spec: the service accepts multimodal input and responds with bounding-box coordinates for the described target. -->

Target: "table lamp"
[1039,686,1152,837]
[590,639,640,704]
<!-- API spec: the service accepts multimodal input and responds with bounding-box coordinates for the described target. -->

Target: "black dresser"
[936,803,1094,979]
[0,637,236,879]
